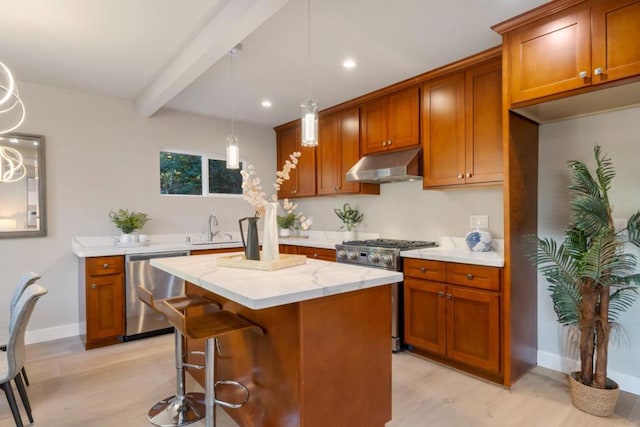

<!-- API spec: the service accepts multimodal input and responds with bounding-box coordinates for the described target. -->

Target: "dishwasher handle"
[125,251,189,263]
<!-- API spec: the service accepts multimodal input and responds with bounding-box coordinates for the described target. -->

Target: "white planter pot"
[344,230,356,241]
[279,228,291,237]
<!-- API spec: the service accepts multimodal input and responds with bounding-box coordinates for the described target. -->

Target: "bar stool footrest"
[214,380,250,409]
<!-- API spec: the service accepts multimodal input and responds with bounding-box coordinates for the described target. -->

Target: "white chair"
[1,273,42,381]
[0,283,47,427]
[1,272,41,386]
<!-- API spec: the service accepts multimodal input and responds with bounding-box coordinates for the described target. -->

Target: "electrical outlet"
[470,215,489,229]
[614,218,627,233]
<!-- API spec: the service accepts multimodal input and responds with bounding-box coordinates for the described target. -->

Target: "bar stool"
[137,286,221,427]
[160,300,264,427]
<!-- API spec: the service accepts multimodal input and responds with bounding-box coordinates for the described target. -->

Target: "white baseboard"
[538,350,640,396]
[26,322,81,345]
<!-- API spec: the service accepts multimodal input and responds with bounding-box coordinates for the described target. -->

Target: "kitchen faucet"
[208,214,220,241]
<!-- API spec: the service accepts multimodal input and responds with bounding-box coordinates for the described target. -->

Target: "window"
[160,150,244,196]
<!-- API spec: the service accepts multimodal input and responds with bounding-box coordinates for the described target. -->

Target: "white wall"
[296,183,504,241]
[0,81,276,339]
[537,106,640,394]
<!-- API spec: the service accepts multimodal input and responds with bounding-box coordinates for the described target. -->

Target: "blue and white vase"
[465,229,492,252]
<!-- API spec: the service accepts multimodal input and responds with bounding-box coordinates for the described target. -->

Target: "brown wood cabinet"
[504,0,640,105]
[360,86,420,155]
[317,108,379,195]
[404,258,501,376]
[422,58,503,187]
[82,256,125,349]
[276,123,316,198]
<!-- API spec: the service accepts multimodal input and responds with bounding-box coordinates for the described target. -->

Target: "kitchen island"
[151,253,402,427]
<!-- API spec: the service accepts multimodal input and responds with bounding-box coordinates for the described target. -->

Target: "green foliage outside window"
[160,152,202,195]
[208,159,243,194]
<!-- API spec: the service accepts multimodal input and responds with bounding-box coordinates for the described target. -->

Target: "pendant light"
[0,62,26,135]
[300,0,318,147]
[226,45,242,169]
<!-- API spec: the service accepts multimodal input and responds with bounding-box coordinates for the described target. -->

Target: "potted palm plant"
[530,145,640,416]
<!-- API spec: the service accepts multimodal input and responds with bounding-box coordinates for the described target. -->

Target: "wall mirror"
[0,133,46,238]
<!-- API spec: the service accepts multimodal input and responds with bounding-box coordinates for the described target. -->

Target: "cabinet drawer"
[87,256,124,276]
[296,246,336,262]
[403,258,446,282]
[446,263,500,291]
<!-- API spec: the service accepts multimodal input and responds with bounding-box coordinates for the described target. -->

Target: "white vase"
[279,228,291,237]
[344,230,356,241]
[119,233,131,243]
[262,202,280,262]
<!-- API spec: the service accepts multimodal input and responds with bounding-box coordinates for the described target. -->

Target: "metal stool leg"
[205,337,216,427]
[147,329,205,427]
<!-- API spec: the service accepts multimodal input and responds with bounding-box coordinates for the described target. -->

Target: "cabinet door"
[360,96,388,155]
[296,144,317,197]
[422,72,466,187]
[337,108,361,194]
[86,274,124,341]
[465,59,503,184]
[276,125,298,198]
[316,113,340,195]
[508,4,591,104]
[592,0,640,84]
[446,286,500,374]
[403,278,447,355]
[387,86,420,151]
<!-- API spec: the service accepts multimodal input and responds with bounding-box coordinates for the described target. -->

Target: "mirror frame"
[0,133,47,238]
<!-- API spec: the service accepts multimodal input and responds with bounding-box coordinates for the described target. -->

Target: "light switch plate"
[470,215,489,229]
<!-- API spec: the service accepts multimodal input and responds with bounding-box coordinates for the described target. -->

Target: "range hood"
[345,147,422,183]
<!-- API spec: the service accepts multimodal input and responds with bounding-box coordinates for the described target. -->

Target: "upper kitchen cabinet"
[422,57,503,188]
[359,86,420,155]
[316,108,380,196]
[499,0,640,106]
[276,122,316,198]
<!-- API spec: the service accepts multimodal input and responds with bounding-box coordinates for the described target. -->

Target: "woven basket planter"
[569,371,620,417]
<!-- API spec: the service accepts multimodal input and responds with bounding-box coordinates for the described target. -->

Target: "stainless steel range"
[336,238,437,351]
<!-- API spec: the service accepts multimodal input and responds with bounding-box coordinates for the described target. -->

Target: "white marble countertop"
[400,236,505,268]
[150,252,402,310]
[71,231,380,258]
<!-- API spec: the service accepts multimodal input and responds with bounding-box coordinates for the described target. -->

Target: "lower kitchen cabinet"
[81,255,125,349]
[280,244,336,261]
[404,258,501,376]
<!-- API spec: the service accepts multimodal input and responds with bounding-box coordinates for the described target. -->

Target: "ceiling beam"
[135,0,290,118]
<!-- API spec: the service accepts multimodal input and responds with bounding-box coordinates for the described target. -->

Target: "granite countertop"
[150,253,402,310]
[400,236,505,267]
[71,231,380,258]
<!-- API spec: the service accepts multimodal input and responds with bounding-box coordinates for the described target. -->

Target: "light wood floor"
[1,334,639,427]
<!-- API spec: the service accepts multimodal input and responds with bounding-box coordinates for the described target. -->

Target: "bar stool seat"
[160,301,263,427]
[136,286,220,427]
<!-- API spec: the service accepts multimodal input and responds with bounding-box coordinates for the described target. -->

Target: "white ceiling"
[0,0,548,128]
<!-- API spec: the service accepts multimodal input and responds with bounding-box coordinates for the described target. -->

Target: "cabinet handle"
[313,253,318,258]
[594,67,603,75]
[437,291,444,298]
[457,173,464,179]
[579,70,587,78]
[91,283,97,289]
[388,140,392,146]
[102,263,110,268]
[420,267,426,273]
[446,293,452,300]
[382,141,387,146]
[466,172,472,178]
[466,273,474,280]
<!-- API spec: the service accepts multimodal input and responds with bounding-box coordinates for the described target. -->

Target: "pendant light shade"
[226,134,240,169]
[225,45,242,169]
[301,99,318,147]
[300,0,318,147]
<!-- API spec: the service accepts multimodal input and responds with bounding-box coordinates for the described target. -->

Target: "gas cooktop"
[341,239,438,250]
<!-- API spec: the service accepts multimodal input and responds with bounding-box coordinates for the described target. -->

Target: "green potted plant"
[109,209,150,242]
[277,212,297,237]
[530,145,640,416]
[334,203,364,240]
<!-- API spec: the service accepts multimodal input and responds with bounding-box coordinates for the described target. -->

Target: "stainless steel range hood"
[345,147,422,183]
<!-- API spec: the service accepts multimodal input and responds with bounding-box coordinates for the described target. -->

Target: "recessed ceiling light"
[342,59,356,69]
[261,100,272,108]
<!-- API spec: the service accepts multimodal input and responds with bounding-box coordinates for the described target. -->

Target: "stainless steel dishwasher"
[124,251,189,340]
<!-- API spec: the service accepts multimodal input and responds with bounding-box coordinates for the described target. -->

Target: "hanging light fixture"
[226,44,242,169]
[0,146,26,183]
[0,62,26,135]
[300,0,318,147]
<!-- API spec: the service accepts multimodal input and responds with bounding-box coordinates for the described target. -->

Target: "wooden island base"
[185,282,392,427]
